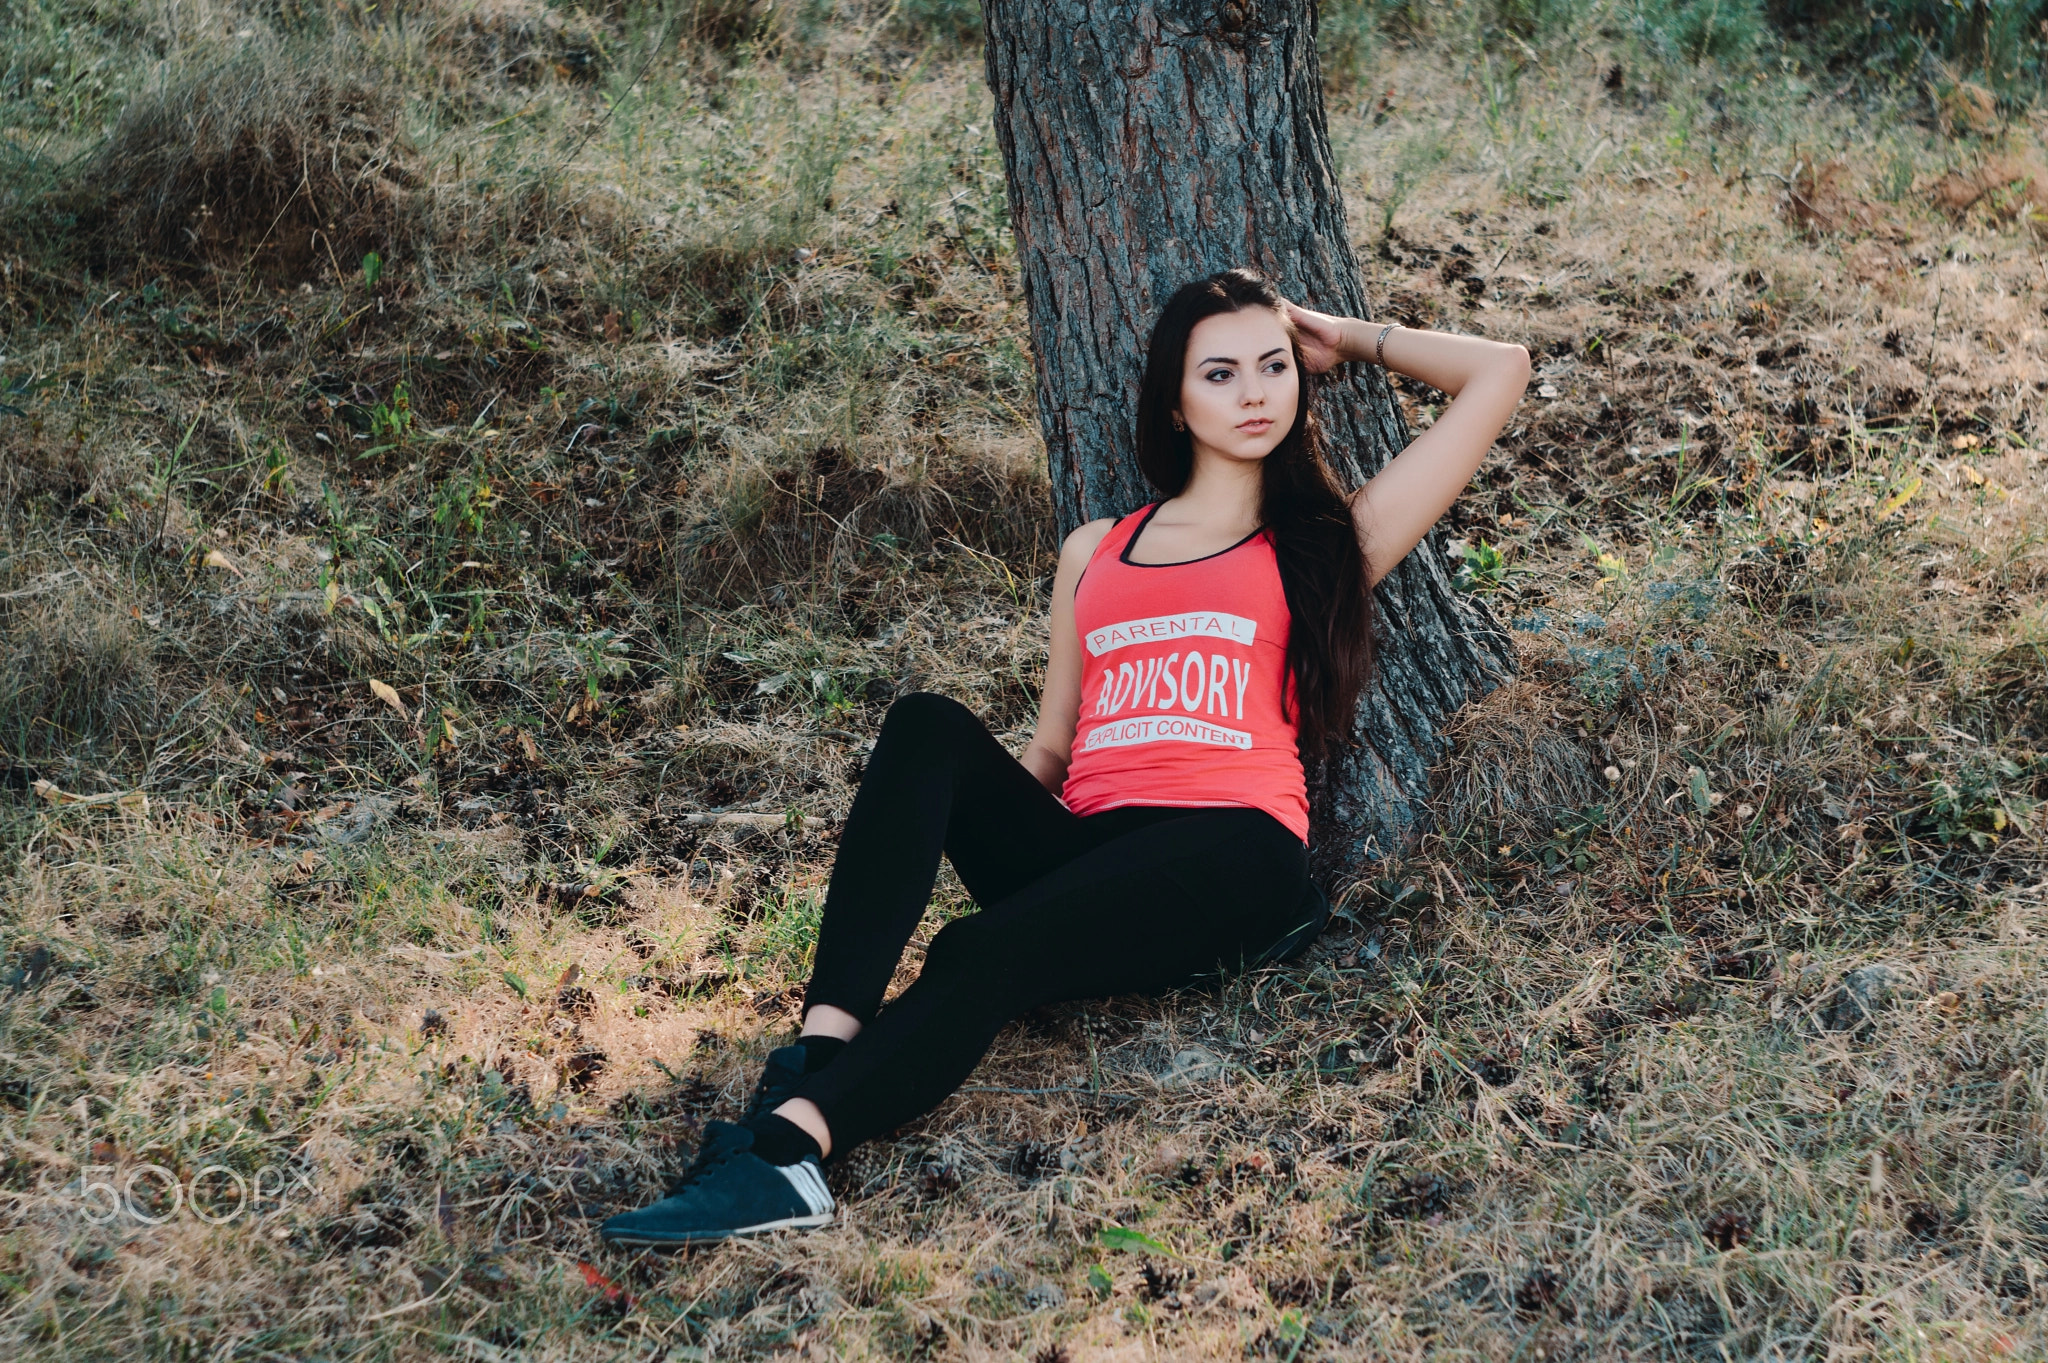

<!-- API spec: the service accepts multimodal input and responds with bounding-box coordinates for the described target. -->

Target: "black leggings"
[792,692,1318,1155]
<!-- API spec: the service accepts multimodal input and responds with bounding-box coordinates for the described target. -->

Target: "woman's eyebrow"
[1197,348,1286,365]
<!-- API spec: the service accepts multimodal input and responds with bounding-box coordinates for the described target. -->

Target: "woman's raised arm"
[1286,302,1530,586]
[1019,517,1117,792]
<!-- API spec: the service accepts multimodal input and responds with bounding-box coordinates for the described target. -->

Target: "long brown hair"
[1133,268,1374,763]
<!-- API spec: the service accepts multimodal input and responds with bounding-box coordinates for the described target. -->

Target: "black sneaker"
[742,1044,811,1123]
[599,1121,834,1247]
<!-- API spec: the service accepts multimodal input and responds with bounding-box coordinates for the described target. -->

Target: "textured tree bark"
[982,0,1517,883]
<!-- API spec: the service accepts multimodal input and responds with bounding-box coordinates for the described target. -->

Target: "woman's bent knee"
[875,691,975,755]
[882,691,971,730]
[919,917,988,977]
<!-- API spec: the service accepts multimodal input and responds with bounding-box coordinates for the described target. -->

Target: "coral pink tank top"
[1060,503,1308,842]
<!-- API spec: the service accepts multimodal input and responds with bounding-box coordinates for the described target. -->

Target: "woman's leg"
[785,808,1311,1156]
[769,694,1188,1151]
[802,692,1097,1030]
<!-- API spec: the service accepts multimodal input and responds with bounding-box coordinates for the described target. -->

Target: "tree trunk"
[981,0,1516,883]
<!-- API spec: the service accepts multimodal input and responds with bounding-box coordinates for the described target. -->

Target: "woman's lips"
[1237,419,1272,432]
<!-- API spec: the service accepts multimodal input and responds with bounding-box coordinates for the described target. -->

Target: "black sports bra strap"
[1074,503,1155,595]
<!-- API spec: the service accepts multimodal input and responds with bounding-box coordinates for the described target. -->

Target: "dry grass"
[1,3,2046,1359]
[73,34,420,272]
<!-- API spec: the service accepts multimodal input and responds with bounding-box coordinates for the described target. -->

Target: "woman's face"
[1176,307,1300,467]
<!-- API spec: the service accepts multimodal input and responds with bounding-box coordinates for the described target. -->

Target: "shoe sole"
[600,1210,834,1247]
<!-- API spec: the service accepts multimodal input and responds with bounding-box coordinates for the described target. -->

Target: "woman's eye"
[1205,368,1232,382]
[1265,361,1288,374]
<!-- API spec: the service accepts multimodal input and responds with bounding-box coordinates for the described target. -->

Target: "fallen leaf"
[577,1260,635,1307]
[1877,476,1922,519]
[203,548,245,577]
[32,779,148,813]
[368,679,409,718]
[1097,1226,1173,1256]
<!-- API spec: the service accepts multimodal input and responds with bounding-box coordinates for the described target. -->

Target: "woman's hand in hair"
[1280,301,1363,374]
[1284,295,1530,585]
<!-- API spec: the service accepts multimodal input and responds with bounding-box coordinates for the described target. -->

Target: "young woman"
[601,268,1530,1245]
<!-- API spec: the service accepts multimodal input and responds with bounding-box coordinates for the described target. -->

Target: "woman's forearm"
[1019,741,1069,794]
[1337,318,1519,397]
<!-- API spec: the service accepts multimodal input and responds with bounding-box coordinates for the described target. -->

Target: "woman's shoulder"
[1058,515,1122,568]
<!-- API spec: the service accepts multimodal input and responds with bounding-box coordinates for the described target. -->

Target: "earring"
[1172,417,1185,431]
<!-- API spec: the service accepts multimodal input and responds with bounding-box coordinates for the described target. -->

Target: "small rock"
[974,1265,1017,1290]
[1157,1046,1226,1090]
[1818,963,1918,1033]
[1023,1281,1065,1311]
[317,793,397,845]
[1317,1040,1369,1077]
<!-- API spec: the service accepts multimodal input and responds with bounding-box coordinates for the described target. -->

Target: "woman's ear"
[1171,409,1186,432]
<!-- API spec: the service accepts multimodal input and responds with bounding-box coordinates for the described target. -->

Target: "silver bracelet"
[1374,322,1397,367]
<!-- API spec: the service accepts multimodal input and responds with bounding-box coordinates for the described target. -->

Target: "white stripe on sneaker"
[798,1162,834,1215]
[778,1161,834,1217]
[786,1162,830,1216]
